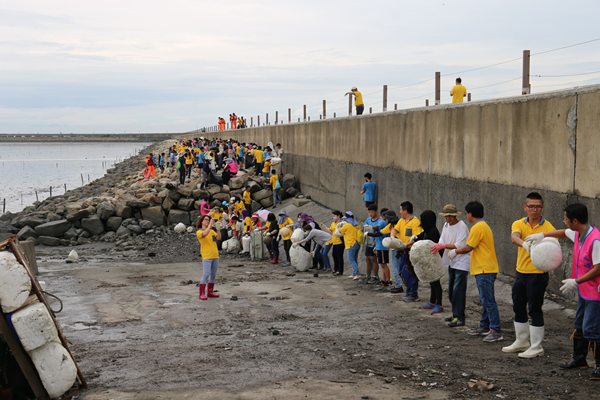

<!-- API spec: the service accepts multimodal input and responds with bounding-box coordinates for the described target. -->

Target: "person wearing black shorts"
[363,204,383,284]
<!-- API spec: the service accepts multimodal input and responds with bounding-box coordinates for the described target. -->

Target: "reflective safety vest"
[572,226,600,301]
[146,156,154,166]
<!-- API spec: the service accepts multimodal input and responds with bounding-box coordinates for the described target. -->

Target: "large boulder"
[168,210,190,226]
[106,216,123,232]
[251,201,261,214]
[35,220,71,238]
[252,189,272,202]
[211,193,230,203]
[282,174,297,190]
[46,212,61,222]
[38,236,61,246]
[141,206,166,227]
[17,226,38,241]
[176,185,192,197]
[162,196,175,211]
[206,184,221,196]
[65,209,90,222]
[247,180,261,193]
[139,220,154,230]
[115,202,133,219]
[127,225,144,235]
[190,210,201,225]
[167,190,181,202]
[96,203,116,220]
[192,188,208,200]
[285,187,298,198]
[81,216,105,236]
[63,227,79,240]
[260,197,274,208]
[228,176,246,190]
[116,226,130,237]
[17,216,45,229]
[0,222,18,234]
[178,198,195,211]
[126,200,150,209]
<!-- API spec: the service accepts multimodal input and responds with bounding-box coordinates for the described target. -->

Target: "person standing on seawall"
[450,77,467,103]
[502,192,555,358]
[525,203,600,379]
[196,215,222,301]
[361,173,377,209]
[345,86,364,115]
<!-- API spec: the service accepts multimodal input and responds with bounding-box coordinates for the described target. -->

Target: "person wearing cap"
[389,202,423,300]
[449,201,503,342]
[177,152,187,185]
[245,212,262,233]
[501,192,556,358]
[339,211,362,279]
[278,211,295,266]
[345,86,364,115]
[431,204,471,327]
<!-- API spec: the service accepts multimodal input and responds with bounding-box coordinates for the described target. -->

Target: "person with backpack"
[266,169,282,209]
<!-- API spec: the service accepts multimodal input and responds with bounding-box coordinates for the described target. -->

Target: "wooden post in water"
[81,174,84,185]
[64,183,67,193]
[49,187,52,197]
[35,191,38,201]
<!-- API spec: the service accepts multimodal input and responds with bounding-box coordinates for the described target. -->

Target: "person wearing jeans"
[347,242,361,277]
[339,211,361,279]
[322,243,333,272]
[449,201,503,342]
[196,215,222,300]
[431,204,471,327]
[321,211,344,275]
[267,170,282,209]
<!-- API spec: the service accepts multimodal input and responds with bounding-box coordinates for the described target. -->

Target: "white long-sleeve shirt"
[439,220,471,271]
[299,229,332,247]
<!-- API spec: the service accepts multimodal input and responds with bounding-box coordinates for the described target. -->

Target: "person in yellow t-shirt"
[234,197,245,217]
[321,211,345,275]
[209,207,223,224]
[502,192,555,357]
[196,215,222,300]
[345,86,364,115]
[389,202,423,299]
[262,159,272,178]
[450,201,502,342]
[253,146,264,175]
[243,186,252,212]
[267,171,282,208]
[277,210,294,266]
[339,211,361,279]
[450,77,467,103]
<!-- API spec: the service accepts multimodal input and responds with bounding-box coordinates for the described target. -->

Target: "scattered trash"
[230,296,238,301]
[65,250,79,263]
[468,380,494,391]
[173,223,187,233]
[304,280,314,284]
[148,252,156,257]
[349,369,357,373]
[272,329,280,335]
[313,273,319,277]
[285,273,295,277]
[346,293,357,296]
[269,296,289,300]
[393,365,410,370]
[257,292,269,295]
[281,287,292,291]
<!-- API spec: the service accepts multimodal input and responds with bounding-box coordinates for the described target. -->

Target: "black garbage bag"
[216,228,229,250]
[209,171,223,186]
[222,170,231,186]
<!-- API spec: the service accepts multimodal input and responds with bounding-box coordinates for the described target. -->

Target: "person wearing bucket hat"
[339,211,362,279]
[278,210,295,266]
[430,204,470,327]
[344,86,364,115]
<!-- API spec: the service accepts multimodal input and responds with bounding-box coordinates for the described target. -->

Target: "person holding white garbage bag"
[196,214,222,301]
[294,223,332,270]
[503,192,556,358]
[339,211,361,279]
[526,203,600,379]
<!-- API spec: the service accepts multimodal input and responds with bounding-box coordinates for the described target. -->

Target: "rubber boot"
[199,284,207,300]
[559,329,589,369]
[270,256,278,264]
[591,343,600,380]
[207,283,219,298]
[519,325,545,358]
[502,321,530,353]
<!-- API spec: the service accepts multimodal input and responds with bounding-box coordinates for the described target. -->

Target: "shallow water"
[0,142,150,213]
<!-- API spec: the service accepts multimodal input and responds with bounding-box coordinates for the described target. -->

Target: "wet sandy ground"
[37,252,598,400]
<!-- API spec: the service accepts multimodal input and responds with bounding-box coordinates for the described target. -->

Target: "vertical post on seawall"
[383,85,388,112]
[435,72,441,105]
[251,117,253,127]
[275,111,278,125]
[303,105,307,121]
[348,96,352,116]
[258,115,260,127]
[468,93,472,102]
[369,107,372,114]
[522,50,531,95]
[288,108,291,123]
[426,99,429,106]
[394,104,397,110]
[323,100,326,119]
[334,112,336,118]
[266,113,269,125]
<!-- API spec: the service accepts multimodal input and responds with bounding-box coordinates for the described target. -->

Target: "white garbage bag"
[382,237,407,250]
[334,221,347,238]
[174,223,187,233]
[290,246,312,272]
[291,228,305,242]
[409,240,445,283]
[530,237,563,272]
[222,237,241,254]
[65,250,79,264]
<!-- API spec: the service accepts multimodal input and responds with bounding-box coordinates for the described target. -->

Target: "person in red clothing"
[145,153,156,178]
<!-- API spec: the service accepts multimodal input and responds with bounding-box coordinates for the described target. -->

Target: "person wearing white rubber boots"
[503,192,555,358]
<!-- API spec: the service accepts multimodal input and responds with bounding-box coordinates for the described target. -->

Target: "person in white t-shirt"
[431,204,471,327]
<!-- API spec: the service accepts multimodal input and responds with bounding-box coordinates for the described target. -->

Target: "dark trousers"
[429,280,443,306]
[283,239,292,262]
[186,164,192,178]
[312,245,324,269]
[332,243,344,274]
[448,267,469,322]
[356,105,364,115]
[245,203,252,212]
[271,238,279,257]
[179,168,186,184]
[254,162,262,175]
[575,294,600,342]
[512,271,549,326]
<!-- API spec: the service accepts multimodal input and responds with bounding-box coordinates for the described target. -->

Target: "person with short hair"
[361,173,377,209]
[243,186,252,212]
[390,201,422,300]
[145,153,156,178]
[339,211,361,279]
[159,153,165,173]
[526,203,600,379]
[345,86,364,115]
[268,169,282,208]
[323,211,345,275]
[363,204,384,284]
[502,192,555,358]
[449,201,503,342]
[278,210,295,266]
[295,223,333,271]
[196,214,222,300]
[451,77,467,103]
[431,204,471,327]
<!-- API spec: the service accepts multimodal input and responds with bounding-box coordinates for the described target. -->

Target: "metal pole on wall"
[383,85,388,112]
[522,50,531,95]
[266,113,269,125]
[323,100,326,119]
[394,104,397,110]
[303,105,307,121]
[435,72,441,105]
[288,108,291,123]
[426,99,429,106]
[348,96,352,116]
[468,93,472,102]
[251,116,253,127]
[258,115,260,126]
[275,111,278,125]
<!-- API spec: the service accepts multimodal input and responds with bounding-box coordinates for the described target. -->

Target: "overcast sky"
[1,1,599,133]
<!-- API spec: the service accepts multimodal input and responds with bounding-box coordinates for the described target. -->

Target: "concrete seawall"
[183,84,600,293]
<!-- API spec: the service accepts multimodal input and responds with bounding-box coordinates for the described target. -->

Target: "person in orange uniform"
[450,77,467,103]
[196,214,222,300]
[145,153,156,178]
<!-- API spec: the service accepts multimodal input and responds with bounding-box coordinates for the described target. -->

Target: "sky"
[1,0,600,133]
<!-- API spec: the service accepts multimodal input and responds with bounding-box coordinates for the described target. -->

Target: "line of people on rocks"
[192,137,600,381]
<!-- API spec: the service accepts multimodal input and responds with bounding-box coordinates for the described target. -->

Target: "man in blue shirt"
[361,173,377,209]
[363,205,388,284]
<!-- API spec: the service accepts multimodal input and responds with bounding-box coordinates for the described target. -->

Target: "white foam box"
[0,256,32,313]
[29,342,77,399]
[11,303,60,352]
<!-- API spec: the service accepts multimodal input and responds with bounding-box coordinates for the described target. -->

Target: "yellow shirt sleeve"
[197,230,219,260]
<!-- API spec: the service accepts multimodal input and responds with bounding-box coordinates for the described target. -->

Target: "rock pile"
[0,141,299,247]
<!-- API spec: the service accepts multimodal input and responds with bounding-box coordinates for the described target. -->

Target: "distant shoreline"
[0,134,174,143]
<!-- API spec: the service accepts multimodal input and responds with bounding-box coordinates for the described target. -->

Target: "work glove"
[521,241,531,254]
[411,235,418,241]
[292,242,299,248]
[524,233,545,243]
[448,250,458,260]
[430,243,446,254]
[560,279,578,294]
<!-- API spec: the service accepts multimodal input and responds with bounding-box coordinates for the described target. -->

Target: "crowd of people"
[190,137,600,381]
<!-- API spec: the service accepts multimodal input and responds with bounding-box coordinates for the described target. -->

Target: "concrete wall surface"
[186,84,600,295]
